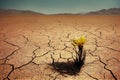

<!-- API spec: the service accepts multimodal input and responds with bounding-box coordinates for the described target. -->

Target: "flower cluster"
[73,36,86,47]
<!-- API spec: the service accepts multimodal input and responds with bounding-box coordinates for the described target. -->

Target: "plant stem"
[78,46,83,61]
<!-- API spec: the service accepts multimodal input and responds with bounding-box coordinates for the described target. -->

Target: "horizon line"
[0,7,120,15]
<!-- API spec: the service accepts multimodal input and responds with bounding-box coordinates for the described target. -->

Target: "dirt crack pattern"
[0,15,120,80]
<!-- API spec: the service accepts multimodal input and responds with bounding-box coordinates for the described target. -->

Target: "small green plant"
[72,36,86,67]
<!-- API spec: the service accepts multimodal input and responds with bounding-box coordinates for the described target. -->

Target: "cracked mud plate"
[0,14,120,80]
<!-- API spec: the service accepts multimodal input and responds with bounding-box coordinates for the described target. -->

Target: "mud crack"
[89,52,117,80]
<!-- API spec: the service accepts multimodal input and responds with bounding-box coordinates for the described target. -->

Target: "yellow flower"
[73,36,86,46]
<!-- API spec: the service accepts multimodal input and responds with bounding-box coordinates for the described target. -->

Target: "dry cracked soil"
[0,14,120,80]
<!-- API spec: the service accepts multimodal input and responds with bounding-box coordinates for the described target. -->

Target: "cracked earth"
[0,14,120,80]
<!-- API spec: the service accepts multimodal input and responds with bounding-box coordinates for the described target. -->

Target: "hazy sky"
[0,0,120,14]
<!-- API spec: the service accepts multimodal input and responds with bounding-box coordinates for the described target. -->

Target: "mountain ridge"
[86,8,120,15]
[0,8,120,15]
[0,9,44,15]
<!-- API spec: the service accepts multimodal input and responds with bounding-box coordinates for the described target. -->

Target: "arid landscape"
[0,12,120,80]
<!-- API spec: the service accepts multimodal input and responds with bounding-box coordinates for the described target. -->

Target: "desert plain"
[0,13,120,80]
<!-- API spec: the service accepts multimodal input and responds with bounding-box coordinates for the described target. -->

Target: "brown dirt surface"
[0,14,120,80]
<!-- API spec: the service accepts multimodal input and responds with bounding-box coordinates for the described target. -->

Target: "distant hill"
[86,8,120,15]
[0,8,120,15]
[0,9,44,15]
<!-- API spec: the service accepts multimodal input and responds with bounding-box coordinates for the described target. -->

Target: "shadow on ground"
[50,60,85,75]
[53,62,80,75]
[50,51,86,75]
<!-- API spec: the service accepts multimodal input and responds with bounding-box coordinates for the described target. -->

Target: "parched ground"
[0,14,120,80]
